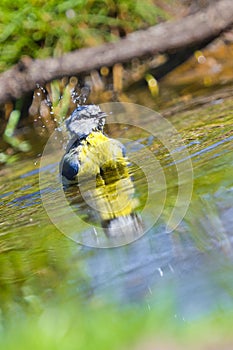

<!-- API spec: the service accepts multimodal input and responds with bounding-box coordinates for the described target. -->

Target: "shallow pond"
[0,86,233,322]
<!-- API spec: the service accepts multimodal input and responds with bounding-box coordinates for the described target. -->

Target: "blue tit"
[60,104,126,183]
[60,104,140,237]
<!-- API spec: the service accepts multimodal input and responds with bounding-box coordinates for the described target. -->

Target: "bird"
[60,104,142,238]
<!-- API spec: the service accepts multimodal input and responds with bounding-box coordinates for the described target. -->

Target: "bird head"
[66,105,107,140]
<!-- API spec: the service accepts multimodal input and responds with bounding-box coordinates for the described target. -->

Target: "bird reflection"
[60,105,143,241]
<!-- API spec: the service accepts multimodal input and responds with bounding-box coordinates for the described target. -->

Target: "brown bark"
[0,0,232,104]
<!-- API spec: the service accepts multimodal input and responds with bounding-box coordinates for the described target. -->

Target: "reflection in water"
[60,104,143,241]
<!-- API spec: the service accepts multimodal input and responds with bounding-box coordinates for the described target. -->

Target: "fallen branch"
[0,0,233,104]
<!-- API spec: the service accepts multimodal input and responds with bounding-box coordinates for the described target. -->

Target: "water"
[0,89,233,321]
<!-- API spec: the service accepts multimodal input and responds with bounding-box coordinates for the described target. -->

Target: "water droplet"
[168,264,174,273]
[197,55,206,64]
[66,9,76,19]
[157,267,163,277]
[147,286,152,295]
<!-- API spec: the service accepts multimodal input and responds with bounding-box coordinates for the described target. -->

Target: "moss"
[0,0,167,72]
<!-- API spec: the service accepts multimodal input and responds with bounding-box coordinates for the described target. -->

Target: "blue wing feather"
[60,151,79,180]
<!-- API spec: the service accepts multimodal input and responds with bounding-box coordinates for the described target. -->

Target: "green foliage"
[0,0,166,71]
[0,298,232,349]
[3,109,31,152]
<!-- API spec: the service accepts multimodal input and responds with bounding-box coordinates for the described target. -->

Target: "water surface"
[0,93,233,321]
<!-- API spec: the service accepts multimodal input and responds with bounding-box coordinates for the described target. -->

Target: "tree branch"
[0,0,232,104]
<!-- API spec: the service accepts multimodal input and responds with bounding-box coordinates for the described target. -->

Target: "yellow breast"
[77,132,128,179]
[75,132,138,221]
